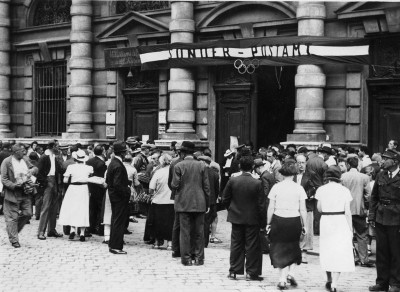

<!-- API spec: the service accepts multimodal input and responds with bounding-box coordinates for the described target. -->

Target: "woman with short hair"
[267,160,307,290]
[148,153,174,249]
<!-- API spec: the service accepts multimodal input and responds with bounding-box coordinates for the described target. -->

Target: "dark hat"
[241,147,252,157]
[140,144,152,150]
[180,141,195,153]
[324,166,342,182]
[297,146,309,154]
[47,140,56,148]
[113,141,127,154]
[58,143,69,150]
[198,156,212,164]
[126,136,138,145]
[319,146,332,155]
[382,149,400,161]
[236,144,246,150]
[254,158,266,168]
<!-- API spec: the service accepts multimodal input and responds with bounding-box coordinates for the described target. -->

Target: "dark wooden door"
[125,90,158,141]
[368,79,400,153]
[215,89,252,164]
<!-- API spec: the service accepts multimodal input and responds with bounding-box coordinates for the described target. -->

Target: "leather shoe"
[182,260,193,266]
[369,284,389,291]
[246,274,264,281]
[227,272,237,280]
[124,229,132,235]
[12,242,21,248]
[68,232,76,240]
[326,281,332,290]
[194,259,204,266]
[361,262,375,268]
[277,282,288,290]
[109,248,127,254]
[172,251,181,258]
[287,275,298,287]
[102,240,109,244]
[79,235,85,242]
[47,231,63,238]
[37,234,46,240]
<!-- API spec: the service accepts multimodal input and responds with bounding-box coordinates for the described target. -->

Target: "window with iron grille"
[34,61,67,136]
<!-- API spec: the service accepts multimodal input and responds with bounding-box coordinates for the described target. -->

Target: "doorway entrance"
[214,66,296,163]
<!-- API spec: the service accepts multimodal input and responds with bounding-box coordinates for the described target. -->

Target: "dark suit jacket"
[222,172,266,227]
[294,172,313,212]
[171,156,210,212]
[168,156,183,200]
[1,156,38,203]
[369,170,400,226]
[106,157,130,203]
[86,156,107,196]
[206,167,220,206]
[37,153,62,187]
[260,170,275,198]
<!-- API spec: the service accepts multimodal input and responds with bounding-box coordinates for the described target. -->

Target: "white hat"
[224,149,234,157]
[72,149,88,162]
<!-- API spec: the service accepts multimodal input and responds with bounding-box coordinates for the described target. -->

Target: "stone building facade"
[4,0,400,161]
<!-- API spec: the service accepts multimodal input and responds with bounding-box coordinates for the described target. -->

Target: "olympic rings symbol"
[234,59,260,74]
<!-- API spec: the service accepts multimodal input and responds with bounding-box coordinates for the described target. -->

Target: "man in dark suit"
[223,156,266,281]
[1,143,38,247]
[198,155,219,247]
[0,142,11,215]
[168,143,184,258]
[369,149,400,292]
[171,141,210,266]
[86,145,107,235]
[37,140,63,240]
[254,158,275,254]
[106,141,130,254]
[294,154,313,263]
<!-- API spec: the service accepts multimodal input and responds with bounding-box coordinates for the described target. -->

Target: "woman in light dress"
[315,166,355,292]
[58,150,93,242]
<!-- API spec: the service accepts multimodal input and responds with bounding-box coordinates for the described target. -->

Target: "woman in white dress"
[58,150,93,242]
[315,166,355,292]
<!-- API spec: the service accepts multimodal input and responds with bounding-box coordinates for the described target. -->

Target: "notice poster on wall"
[106,126,115,138]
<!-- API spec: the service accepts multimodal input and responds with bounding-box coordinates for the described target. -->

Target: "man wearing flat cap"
[171,141,211,266]
[369,149,400,292]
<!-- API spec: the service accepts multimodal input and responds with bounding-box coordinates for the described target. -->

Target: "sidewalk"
[0,210,376,292]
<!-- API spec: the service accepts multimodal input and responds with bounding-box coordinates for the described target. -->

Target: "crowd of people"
[0,137,399,292]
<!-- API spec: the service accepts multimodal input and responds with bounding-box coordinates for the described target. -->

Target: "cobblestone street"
[0,210,375,292]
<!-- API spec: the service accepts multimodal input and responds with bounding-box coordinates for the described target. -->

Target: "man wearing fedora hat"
[171,141,211,266]
[106,141,130,254]
[369,149,400,292]
[37,140,63,240]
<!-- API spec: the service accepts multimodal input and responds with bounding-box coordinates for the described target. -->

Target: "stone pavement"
[0,210,376,292]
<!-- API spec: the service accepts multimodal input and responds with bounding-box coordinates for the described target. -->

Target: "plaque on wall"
[104,47,141,69]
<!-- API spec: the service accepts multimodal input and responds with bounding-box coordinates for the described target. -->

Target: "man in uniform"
[369,149,400,292]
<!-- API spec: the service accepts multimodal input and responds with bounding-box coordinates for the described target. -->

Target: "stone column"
[287,2,326,142]
[161,1,198,140]
[0,0,15,138]
[63,0,96,139]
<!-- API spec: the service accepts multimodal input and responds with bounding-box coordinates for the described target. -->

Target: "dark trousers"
[3,197,32,244]
[172,211,180,254]
[89,190,104,233]
[375,222,400,288]
[34,188,43,219]
[229,223,262,276]
[109,199,129,251]
[179,212,205,263]
[352,215,369,264]
[37,176,58,235]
